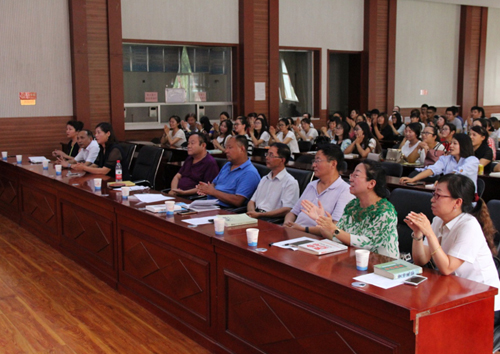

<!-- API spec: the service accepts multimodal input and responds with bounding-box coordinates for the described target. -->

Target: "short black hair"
[471,106,486,118]
[234,135,249,152]
[370,109,380,116]
[407,122,422,137]
[303,113,311,119]
[446,106,458,115]
[185,113,197,122]
[361,159,388,199]
[428,106,437,112]
[81,129,94,139]
[317,144,344,172]
[421,104,429,109]
[236,116,249,129]
[190,132,207,145]
[67,120,84,132]
[270,142,291,164]
[301,117,311,125]
[452,133,474,158]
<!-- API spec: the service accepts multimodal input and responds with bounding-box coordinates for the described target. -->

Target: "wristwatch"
[332,228,340,238]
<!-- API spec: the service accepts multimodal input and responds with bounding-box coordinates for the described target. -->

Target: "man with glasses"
[246,143,299,219]
[233,116,253,156]
[283,144,354,236]
[445,106,463,133]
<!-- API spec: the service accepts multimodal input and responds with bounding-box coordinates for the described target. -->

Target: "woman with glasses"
[249,117,270,148]
[344,122,381,157]
[400,133,479,190]
[405,174,499,323]
[269,118,300,154]
[320,117,341,140]
[302,159,399,258]
[418,125,445,166]
[440,122,456,152]
[332,121,352,151]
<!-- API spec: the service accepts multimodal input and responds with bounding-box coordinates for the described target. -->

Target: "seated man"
[284,144,354,236]
[197,135,260,208]
[168,133,219,196]
[233,116,254,156]
[247,143,299,219]
[54,129,99,168]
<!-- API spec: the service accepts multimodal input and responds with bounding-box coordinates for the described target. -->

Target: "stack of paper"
[216,214,258,227]
[188,199,220,212]
[29,156,49,163]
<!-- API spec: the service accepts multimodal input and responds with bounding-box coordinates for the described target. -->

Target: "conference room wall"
[484,7,500,107]
[121,0,238,44]
[0,0,73,118]
[394,0,460,109]
[279,0,364,114]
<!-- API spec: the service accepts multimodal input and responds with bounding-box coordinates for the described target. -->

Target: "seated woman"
[249,117,270,148]
[372,112,394,141]
[302,160,399,258]
[470,126,493,174]
[332,121,352,151]
[53,120,84,159]
[344,122,381,158]
[473,118,496,160]
[72,122,129,180]
[211,120,233,152]
[212,111,230,138]
[436,115,446,138]
[400,133,479,190]
[406,174,499,323]
[418,125,446,166]
[387,111,405,138]
[440,122,456,152]
[294,117,319,142]
[269,118,300,154]
[399,123,422,163]
[320,117,340,141]
[161,115,187,148]
[199,116,214,139]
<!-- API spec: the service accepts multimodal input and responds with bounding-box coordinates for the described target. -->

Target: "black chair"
[389,188,433,256]
[295,154,315,164]
[130,146,164,189]
[487,200,500,247]
[214,157,228,171]
[118,142,136,172]
[252,162,271,178]
[286,167,314,195]
[477,178,485,198]
[298,141,312,152]
[380,161,403,178]
[339,160,348,174]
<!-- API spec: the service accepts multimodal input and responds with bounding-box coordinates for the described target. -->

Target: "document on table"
[29,156,49,163]
[270,236,317,250]
[133,194,174,203]
[181,216,214,226]
[353,273,405,289]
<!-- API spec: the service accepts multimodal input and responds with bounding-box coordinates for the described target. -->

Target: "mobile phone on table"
[404,275,427,286]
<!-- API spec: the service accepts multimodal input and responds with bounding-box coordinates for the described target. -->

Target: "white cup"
[355,249,370,271]
[42,160,49,170]
[94,178,102,191]
[165,200,175,215]
[246,228,259,247]
[2,151,7,161]
[16,155,22,164]
[214,218,225,235]
[122,186,130,199]
[55,164,62,175]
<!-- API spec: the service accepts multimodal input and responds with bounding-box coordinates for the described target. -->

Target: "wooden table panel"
[0,160,20,222]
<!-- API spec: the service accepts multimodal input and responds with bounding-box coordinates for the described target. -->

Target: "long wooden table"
[0,158,496,353]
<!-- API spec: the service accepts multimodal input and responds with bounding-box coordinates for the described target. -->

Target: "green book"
[374,259,422,280]
[216,214,258,227]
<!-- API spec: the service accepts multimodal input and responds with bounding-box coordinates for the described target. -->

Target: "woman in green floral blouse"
[302,159,399,258]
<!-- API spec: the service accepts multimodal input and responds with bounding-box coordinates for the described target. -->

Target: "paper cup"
[55,164,62,175]
[246,228,259,247]
[42,160,49,170]
[214,218,225,235]
[165,200,175,216]
[2,151,7,161]
[94,178,102,191]
[16,155,22,164]
[122,186,130,199]
[355,249,370,271]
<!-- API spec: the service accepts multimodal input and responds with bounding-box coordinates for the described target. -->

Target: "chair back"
[130,146,164,189]
[487,200,500,247]
[252,162,271,178]
[213,157,228,171]
[295,154,315,164]
[298,141,312,152]
[286,167,314,196]
[118,142,136,171]
[380,161,403,177]
[477,178,485,198]
[389,188,433,255]
[338,161,348,174]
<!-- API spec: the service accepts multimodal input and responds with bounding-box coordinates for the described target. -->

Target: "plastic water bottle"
[115,160,123,182]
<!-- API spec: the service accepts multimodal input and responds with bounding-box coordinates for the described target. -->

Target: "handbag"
[367,153,381,161]
[385,148,403,163]
[424,148,445,166]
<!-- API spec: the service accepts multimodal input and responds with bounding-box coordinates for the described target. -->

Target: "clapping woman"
[344,122,381,158]
[406,174,500,324]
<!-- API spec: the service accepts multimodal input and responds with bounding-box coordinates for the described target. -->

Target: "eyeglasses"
[432,192,453,200]
[349,172,366,179]
[422,132,434,135]
[312,159,326,164]
[354,128,361,132]
[233,123,241,126]
[277,124,286,127]
[264,153,281,159]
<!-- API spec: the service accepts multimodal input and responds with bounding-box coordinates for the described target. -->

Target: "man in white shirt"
[247,143,299,219]
[55,130,99,168]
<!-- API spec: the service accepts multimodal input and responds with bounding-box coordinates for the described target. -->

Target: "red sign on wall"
[19,92,37,105]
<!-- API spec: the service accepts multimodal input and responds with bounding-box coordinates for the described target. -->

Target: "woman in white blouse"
[406,174,500,323]
[249,117,270,148]
[212,120,233,152]
[161,115,186,148]
[269,118,299,154]
[418,125,446,166]
[399,123,422,163]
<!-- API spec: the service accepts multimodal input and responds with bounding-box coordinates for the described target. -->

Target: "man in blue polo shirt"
[196,135,260,207]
